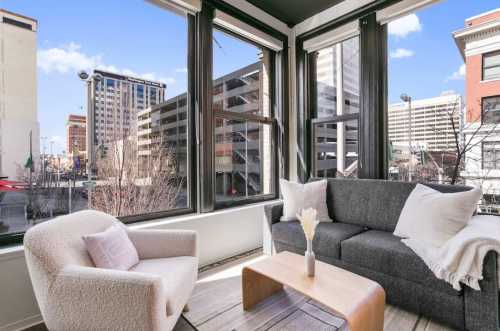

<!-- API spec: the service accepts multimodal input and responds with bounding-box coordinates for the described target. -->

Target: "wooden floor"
[25,251,458,331]
[176,252,458,331]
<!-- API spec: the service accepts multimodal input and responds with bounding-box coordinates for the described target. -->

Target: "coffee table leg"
[242,267,283,310]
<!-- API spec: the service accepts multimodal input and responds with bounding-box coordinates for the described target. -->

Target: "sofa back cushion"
[325,178,472,232]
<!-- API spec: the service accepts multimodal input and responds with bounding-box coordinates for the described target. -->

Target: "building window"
[482,96,500,124]
[311,35,360,178]
[483,51,500,81]
[212,28,275,205]
[483,142,500,169]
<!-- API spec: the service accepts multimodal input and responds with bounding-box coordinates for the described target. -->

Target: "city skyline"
[1,0,499,155]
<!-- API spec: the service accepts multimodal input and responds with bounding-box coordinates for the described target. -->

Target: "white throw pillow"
[83,223,139,270]
[279,179,332,222]
[394,184,482,247]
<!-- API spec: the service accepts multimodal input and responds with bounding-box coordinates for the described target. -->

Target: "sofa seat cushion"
[341,230,459,296]
[272,221,365,259]
[130,256,198,316]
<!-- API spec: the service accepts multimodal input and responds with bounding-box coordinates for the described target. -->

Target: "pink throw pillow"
[83,223,139,270]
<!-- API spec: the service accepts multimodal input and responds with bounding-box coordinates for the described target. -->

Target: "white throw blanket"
[402,214,500,291]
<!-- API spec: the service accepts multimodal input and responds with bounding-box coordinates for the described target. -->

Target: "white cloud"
[446,64,466,81]
[390,48,414,59]
[38,42,175,85]
[175,67,188,73]
[388,14,422,38]
[37,42,101,74]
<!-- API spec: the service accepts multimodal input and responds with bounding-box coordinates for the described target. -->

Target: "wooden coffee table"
[242,251,385,331]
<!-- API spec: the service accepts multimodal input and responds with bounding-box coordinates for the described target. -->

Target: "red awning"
[0,180,27,192]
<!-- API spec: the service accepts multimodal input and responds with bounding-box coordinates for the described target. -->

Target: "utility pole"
[400,94,413,182]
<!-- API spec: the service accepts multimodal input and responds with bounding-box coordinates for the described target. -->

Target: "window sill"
[480,78,500,84]
[130,199,279,229]
[0,199,280,258]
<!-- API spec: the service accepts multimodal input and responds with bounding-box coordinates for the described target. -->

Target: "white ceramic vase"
[305,239,315,277]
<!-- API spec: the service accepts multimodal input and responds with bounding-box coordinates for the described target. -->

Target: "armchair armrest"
[264,202,284,230]
[127,229,198,259]
[49,265,168,331]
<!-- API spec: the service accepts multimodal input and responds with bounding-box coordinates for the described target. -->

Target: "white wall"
[0,201,274,331]
[0,11,40,180]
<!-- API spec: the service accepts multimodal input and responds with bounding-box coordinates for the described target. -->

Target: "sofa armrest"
[264,202,284,230]
[127,229,197,259]
[463,251,499,331]
[49,265,168,330]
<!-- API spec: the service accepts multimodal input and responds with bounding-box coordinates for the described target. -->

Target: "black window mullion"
[197,3,216,213]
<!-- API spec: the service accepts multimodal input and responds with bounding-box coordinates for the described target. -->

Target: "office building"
[454,8,500,201]
[388,94,463,152]
[66,114,86,157]
[313,36,360,177]
[137,62,271,200]
[88,70,166,155]
[0,9,40,179]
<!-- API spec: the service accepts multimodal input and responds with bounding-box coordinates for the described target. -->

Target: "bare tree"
[15,163,67,221]
[427,98,499,185]
[91,137,183,217]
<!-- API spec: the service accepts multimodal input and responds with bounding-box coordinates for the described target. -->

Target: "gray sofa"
[265,178,499,331]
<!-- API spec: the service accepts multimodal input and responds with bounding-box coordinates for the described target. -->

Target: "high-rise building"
[88,70,166,155]
[0,9,40,179]
[454,8,500,202]
[137,62,271,200]
[388,94,463,152]
[313,36,360,177]
[66,115,86,157]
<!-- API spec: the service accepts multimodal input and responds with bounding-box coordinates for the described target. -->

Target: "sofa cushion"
[325,178,472,232]
[272,221,365,259]
[130,256,198,316]
[341,230,459,296]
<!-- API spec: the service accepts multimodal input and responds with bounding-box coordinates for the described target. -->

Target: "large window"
[482,96,500,124]
[482,141,500,170]
[0,2,192,242]
[483,51,500,81]
[311,35,360,178]
[212,28,275,204]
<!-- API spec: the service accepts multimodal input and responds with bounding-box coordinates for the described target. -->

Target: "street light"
[78,70,103,208]
[400,93,413,181]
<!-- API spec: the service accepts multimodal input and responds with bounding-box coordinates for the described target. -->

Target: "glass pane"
[342,36,360,114]
[314,119,358,178]
[215,118,272,201]
[0,2,189,236]
[386,0,500,214]
[212,27,274,203]
[213,29,271,117]
[315,35,360,118]
[483,96,500,123]
[484,51,500,67]
[484,66,500,81]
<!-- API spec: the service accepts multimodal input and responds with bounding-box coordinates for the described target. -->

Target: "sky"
[1,0,499,154]
[387,0,499,103]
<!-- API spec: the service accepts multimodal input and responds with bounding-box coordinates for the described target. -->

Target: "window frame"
[0,1,289,247]
[482,141,500,170]
[482,50,500,81]
[481,95,500,124]
[307,35,362,179]
[0,11,199,246]
[211,24,280,210]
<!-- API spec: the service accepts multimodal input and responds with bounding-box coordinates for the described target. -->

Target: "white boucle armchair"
[24,210,198,331]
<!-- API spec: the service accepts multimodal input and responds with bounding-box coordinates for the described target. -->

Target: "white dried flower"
[296,208,319,241]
